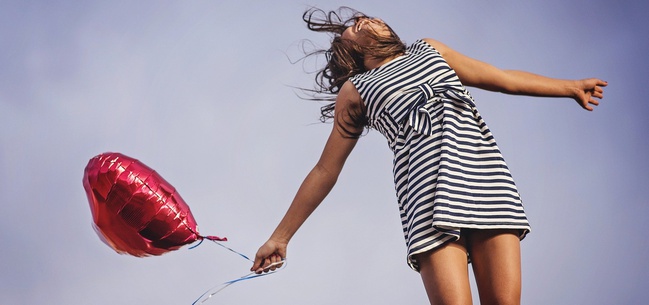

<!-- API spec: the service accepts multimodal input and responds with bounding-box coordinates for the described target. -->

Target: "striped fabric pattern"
[350,39,530,271]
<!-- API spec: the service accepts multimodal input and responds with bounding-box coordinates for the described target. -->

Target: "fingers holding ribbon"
[252,239,287,274]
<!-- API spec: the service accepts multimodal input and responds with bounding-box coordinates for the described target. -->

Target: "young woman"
[251,7,606,305]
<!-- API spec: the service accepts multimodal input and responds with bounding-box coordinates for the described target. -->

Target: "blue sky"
[1,1,648,304]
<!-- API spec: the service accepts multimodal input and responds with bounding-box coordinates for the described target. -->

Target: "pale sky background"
[1,1,648,304]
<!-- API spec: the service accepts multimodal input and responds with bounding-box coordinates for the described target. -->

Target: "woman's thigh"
[467,229,522,305]
[415,238,473,305]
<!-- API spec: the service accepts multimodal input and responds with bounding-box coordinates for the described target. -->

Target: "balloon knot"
[204,235,228,242]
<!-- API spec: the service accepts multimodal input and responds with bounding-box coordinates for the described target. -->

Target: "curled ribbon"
[190,240,286,304]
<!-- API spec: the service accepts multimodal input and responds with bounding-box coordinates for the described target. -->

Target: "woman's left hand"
[573,78,607,111]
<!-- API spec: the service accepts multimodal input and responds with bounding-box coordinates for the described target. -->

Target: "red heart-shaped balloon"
[82,152,225,257]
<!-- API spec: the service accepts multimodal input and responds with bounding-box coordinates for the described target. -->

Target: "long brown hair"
[301,7,406,137]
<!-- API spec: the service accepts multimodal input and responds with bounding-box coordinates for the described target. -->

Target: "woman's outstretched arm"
[251,81,364,273]
[423,38,607,111]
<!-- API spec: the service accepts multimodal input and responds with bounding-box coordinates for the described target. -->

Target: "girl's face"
[341,17,390,46]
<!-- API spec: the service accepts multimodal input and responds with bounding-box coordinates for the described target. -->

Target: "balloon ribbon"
[190,239,286,304]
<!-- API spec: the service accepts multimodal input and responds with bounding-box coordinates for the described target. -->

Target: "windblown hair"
[301,7,406,137]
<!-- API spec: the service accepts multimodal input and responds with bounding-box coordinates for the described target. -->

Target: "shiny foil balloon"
[82,152,226,257]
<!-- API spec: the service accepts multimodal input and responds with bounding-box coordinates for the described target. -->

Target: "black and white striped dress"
[349,39,531,271]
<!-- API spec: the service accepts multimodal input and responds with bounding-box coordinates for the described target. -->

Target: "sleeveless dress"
[349,39,531,271]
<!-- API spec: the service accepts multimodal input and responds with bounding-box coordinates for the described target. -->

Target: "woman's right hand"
[251,238,287,274]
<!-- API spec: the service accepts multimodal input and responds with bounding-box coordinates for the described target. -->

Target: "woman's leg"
[416,238,473,305]
[467,229,522,305]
